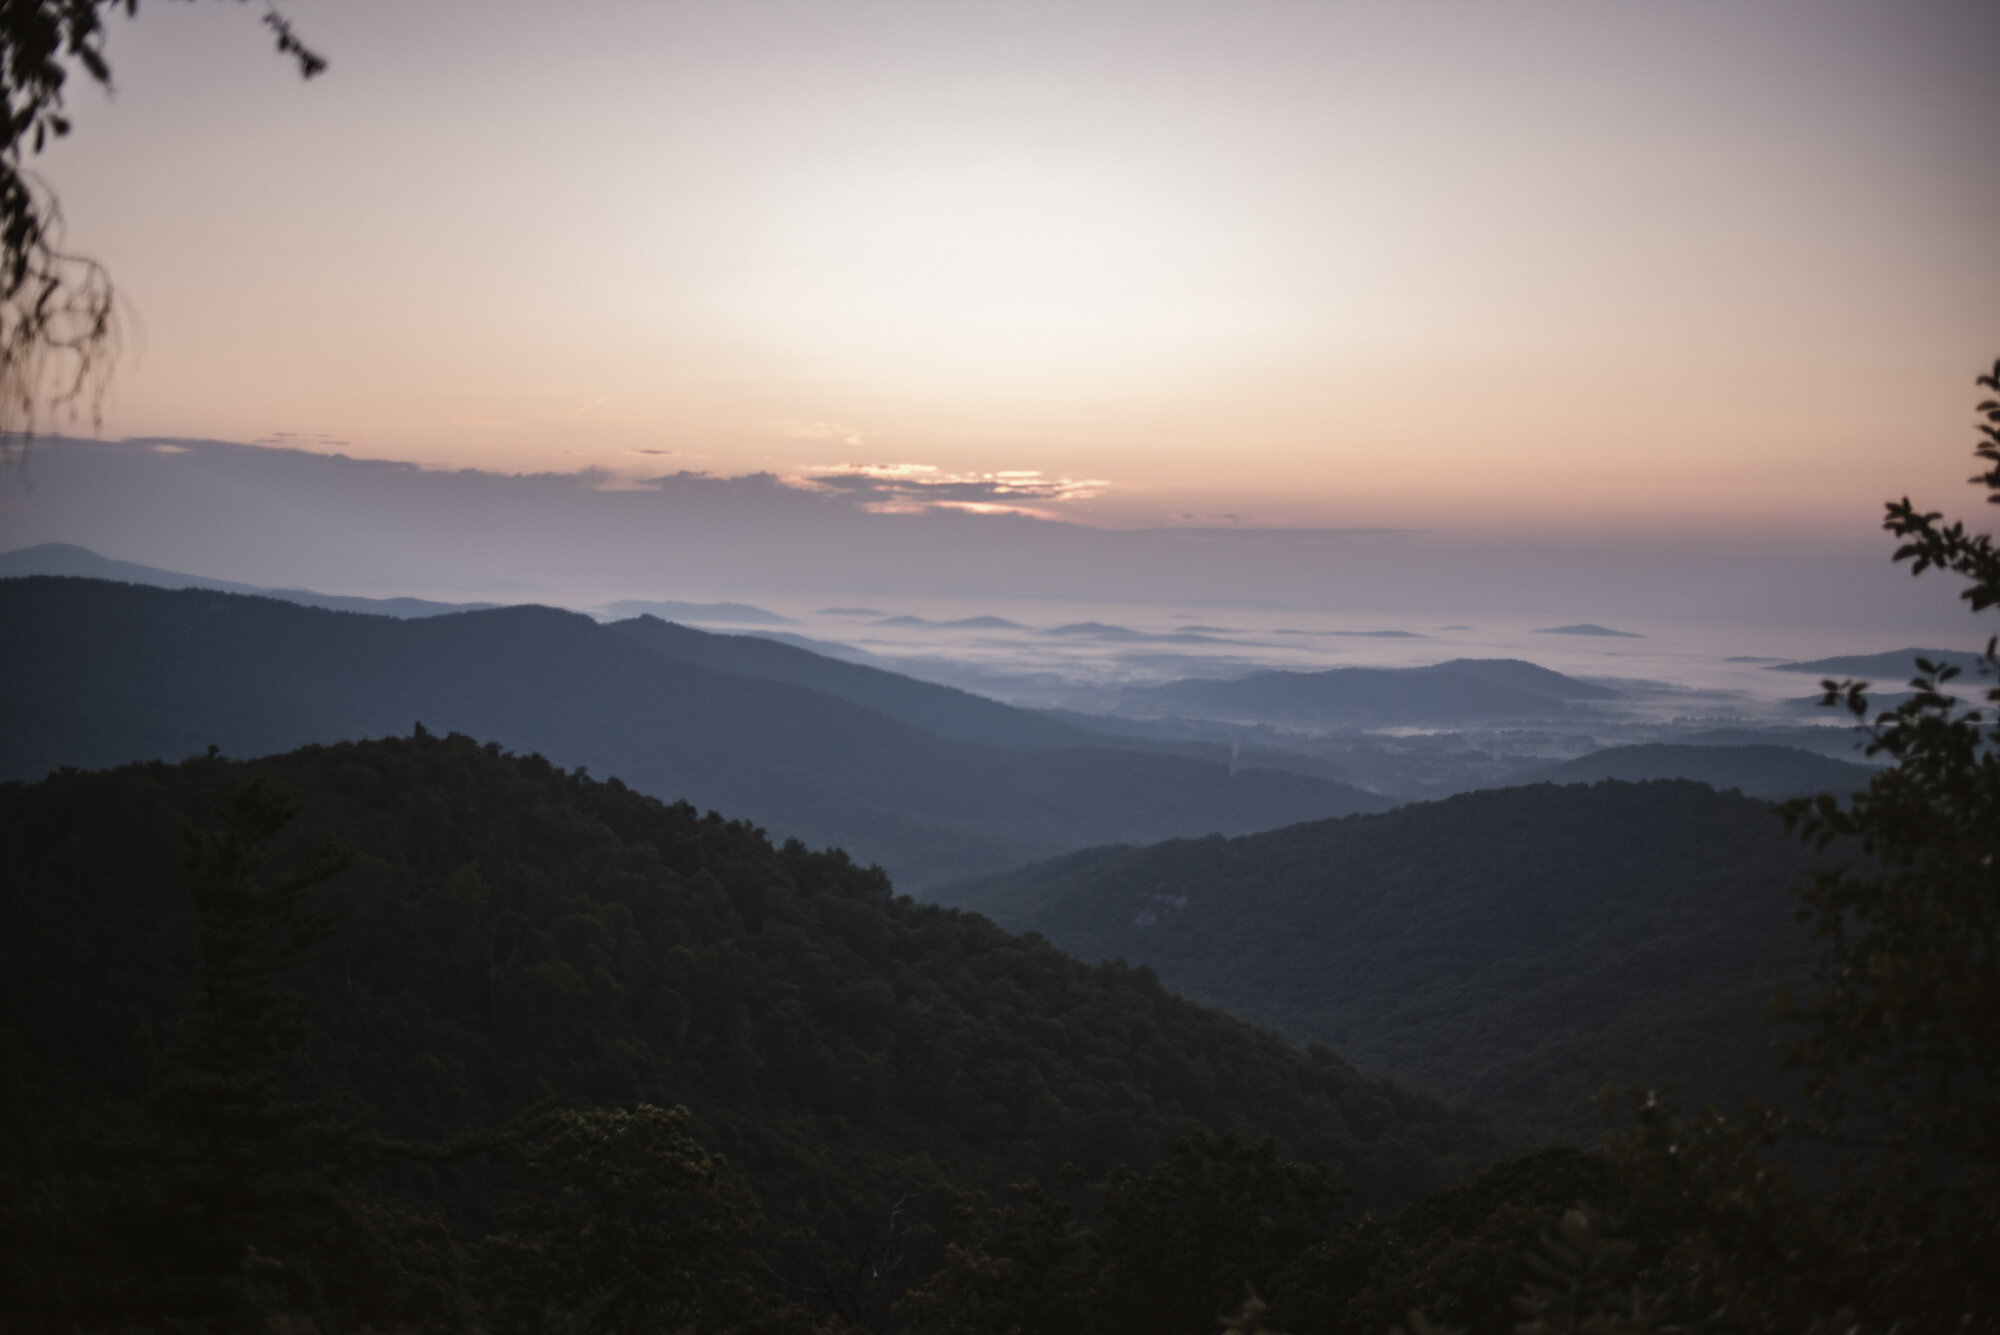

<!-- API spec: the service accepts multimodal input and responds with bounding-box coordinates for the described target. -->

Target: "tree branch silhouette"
[0,0,323,448]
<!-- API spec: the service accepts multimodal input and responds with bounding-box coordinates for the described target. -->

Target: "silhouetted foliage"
[0,1,321,439]
[1595,358,2000,1332]
[478,1103,762,1335]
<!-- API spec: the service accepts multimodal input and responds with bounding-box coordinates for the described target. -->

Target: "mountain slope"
[1507,743,1878,799]
[601,598,793,624]
[0,734,1500,1330]
[610,613,1101,750]
[934,781,1821,1137]
[1121,658,1613,726]
[1771,647,1988,678]
[0,577,1388,888]
[0,541,494,617]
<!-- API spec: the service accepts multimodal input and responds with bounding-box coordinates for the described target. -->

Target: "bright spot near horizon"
[21,0,1997,531]
[733,154,1275,385]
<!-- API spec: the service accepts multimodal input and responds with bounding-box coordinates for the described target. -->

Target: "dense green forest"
[0,576,1386,888]
[0,732,1527,1333]
[935,781,1822,1137]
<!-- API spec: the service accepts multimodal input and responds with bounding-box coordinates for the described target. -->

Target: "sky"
[0,437,1975,637]
[21,0,1997,539]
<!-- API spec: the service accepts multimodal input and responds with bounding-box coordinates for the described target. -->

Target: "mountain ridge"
[1118,658,1614,727]
[0,541,499,618]
[1,576,1390,888]
[1505,743,1879,799]
[933,779,1822,1137]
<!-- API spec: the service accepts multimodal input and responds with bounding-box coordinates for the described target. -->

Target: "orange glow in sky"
[31,0,2000,532]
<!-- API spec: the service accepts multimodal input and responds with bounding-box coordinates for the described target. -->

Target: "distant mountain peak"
[1770,647,1988,677]
[0,543,496,618]
[601,598,793,625]
[1533,623,1643,638]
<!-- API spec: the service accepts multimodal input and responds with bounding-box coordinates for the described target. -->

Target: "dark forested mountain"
[1506,743,1879,800]
[0,577,1387,888]
[1118,658,1614,726]
[610,614,1100,750]
[0,542,496,617]
[0,735,1499,1332]
[934,781,1821,1137]
[1412,658,1619,699]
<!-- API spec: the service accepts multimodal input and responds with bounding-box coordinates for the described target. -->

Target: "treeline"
[1,731,1524,1334]
[937,779,1822,1137]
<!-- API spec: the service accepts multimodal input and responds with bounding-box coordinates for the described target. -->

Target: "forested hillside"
[1505,742,1879,799]
[609,613,1098,750]
[0,733,1502,1333]
[0,577,1387,888]
[1117,658,1614,726]
[935,780,1821,1136]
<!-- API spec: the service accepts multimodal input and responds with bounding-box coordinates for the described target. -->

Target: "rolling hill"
[0,541,496,617]
[0,576,1390,888]
[1506,743,1879,799]
[1118,658,1616,726]
[0,733,1499,1332]
[610,614,1100,750]
[1771,647,1990,679]
[933,780,1823,1137]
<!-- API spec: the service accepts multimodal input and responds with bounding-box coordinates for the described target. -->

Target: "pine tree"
[141,778,353,1332]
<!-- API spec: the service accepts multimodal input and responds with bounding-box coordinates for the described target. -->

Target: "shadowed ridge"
[1124,658,1610,725]
[0,542,497,617]
[2,576,1389,889]
[933,779,1817,1138]
[610,613,1101,750]
[1507,742,1878,799]
[1420,657,1619,699]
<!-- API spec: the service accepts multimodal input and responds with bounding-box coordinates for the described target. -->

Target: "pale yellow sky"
[32,0,2000,531]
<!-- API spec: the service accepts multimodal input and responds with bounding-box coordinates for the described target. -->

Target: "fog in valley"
[5,1,1997,1329]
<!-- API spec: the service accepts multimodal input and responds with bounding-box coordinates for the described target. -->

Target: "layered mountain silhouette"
[1,577,1389,888]
[0,542,496,618]
[1,733,1502,1330]
[600,598,793,624]
[1119,657,1615,726]
[1771,647,1990,678]
[1504,742,1878,800]
[608,614,1100,750]
[933,780,1821,1137]
[1532,623,1642,638]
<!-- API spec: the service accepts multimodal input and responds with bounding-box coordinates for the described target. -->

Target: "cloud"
[774,420,867,449]
[252,431,351,449]
[792,463,1110,519]
[629,448,676,456]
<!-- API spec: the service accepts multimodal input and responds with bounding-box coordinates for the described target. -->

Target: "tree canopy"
[1593,359,2000,1333]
